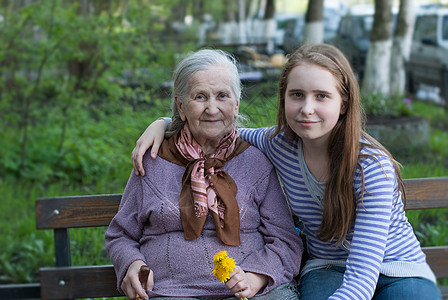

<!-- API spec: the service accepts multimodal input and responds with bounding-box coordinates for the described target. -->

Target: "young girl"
[131,44,441,300]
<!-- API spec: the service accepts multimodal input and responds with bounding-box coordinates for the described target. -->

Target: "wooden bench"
[0,177,447,299]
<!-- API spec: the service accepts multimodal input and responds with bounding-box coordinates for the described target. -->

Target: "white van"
[406,8,448,104]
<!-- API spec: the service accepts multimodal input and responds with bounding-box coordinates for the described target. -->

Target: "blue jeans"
[149,283,299,299]
[298,266,441,300]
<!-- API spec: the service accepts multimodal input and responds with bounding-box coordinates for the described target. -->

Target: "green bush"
[0,0,191,186]
[362,92,413,117]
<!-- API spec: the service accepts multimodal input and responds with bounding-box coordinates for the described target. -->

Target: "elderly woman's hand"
[131,118,166,176]
[121,260,154,300]
[225,266,268,299]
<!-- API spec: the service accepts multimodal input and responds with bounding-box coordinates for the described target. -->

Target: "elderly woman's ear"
[233,98,240,119]
[175,96,186,122]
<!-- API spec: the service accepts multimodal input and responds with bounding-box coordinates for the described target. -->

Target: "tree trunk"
[19,94,29,172]
[238,0,247,44]
[263,0,275,53]
[304,0,324,44]
[390,0,414,96]
[216,0,238,44]
[193,0,205,22]
[195,0,208,46]
[245,0,254,19]
[362,0,393,96]
[170,2,187,24]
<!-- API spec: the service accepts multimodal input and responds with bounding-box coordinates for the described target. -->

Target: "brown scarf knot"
[159,124,249,246]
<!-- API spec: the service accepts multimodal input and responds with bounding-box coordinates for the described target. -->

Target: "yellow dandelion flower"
[213,265,230,283]
[213,250,228,263]
[213,251,235,283]
[212,250,248,300]
[221,257,236,272]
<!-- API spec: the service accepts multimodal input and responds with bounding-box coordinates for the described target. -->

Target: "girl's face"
[284,62,344,146]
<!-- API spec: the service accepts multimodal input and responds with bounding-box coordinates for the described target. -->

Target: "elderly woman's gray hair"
[168,49,246,135]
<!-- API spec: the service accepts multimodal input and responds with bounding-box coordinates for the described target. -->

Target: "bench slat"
[404,177,448,210]
[34,177,448,230]
[440,285,448,299]
[40,265,120,299]
[0,283,40,299]
[422,246,448,279]
[36,194,121,229]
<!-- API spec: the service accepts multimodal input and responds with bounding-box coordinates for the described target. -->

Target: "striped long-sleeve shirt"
[239,127,436,300]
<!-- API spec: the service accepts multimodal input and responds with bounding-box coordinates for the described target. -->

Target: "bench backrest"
[34,177,448,299]
[35,194,122,299]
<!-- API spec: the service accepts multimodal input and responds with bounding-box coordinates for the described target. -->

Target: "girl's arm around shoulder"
[238,127,275,154]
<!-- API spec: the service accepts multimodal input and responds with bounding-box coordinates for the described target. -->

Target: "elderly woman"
[105,49,303,300]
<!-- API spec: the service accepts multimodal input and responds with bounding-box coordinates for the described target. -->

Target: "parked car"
[406,8,448,104]
[329,12,374,79]
[329,5,398,80]
[282,7,342,54]
[281,14,305,53]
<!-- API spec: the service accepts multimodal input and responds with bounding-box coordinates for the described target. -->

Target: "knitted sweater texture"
[105,144,303,298]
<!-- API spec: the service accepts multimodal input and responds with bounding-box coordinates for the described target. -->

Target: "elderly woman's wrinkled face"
[176,64,239,153]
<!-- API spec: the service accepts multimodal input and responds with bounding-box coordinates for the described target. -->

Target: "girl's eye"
[317,93,327,99]
[293,92,303,98]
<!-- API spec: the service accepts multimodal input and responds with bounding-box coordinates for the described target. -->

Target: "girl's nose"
[300,99,314,115]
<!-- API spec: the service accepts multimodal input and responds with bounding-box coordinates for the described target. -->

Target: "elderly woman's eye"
[219,93,228,99]
[196,94,206,101]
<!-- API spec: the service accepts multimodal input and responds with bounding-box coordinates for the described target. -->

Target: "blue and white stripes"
[239,127,436,300]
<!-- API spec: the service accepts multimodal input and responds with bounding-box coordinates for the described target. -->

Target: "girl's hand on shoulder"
[121,260,154,300]
[131,118,166,176]
[225,266,268,299]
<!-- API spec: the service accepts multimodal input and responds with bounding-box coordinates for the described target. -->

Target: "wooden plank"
[33,178,448,229]
[404,177,448,210]
[40,265,121,299]
[422,246,448,279]
[440,285,448,300]
[0,283,40,299]
[36,194,121,229]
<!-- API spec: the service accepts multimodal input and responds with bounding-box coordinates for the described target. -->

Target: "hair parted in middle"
[273,43,405,245]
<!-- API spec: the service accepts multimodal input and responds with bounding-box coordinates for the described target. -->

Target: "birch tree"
[263,0,276,53]
[362,0,393,96]
[216,0,238,44]
[236,0,247,44]
[303,0,324,44]
[390,0,414,96]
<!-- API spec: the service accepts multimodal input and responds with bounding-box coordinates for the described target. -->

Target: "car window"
[443,15,448,40]
[338,18,350,37]
[413,15,437,42]
[338,16,373,40]
[362,16,374,35]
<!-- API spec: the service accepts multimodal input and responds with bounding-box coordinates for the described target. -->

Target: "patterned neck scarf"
[159,123,250,246]
[176,124,237,221]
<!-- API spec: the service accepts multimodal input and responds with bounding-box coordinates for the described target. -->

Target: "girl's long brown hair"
[273,44,405,245]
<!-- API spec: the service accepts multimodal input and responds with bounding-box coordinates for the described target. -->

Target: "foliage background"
[0,0,447,293]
